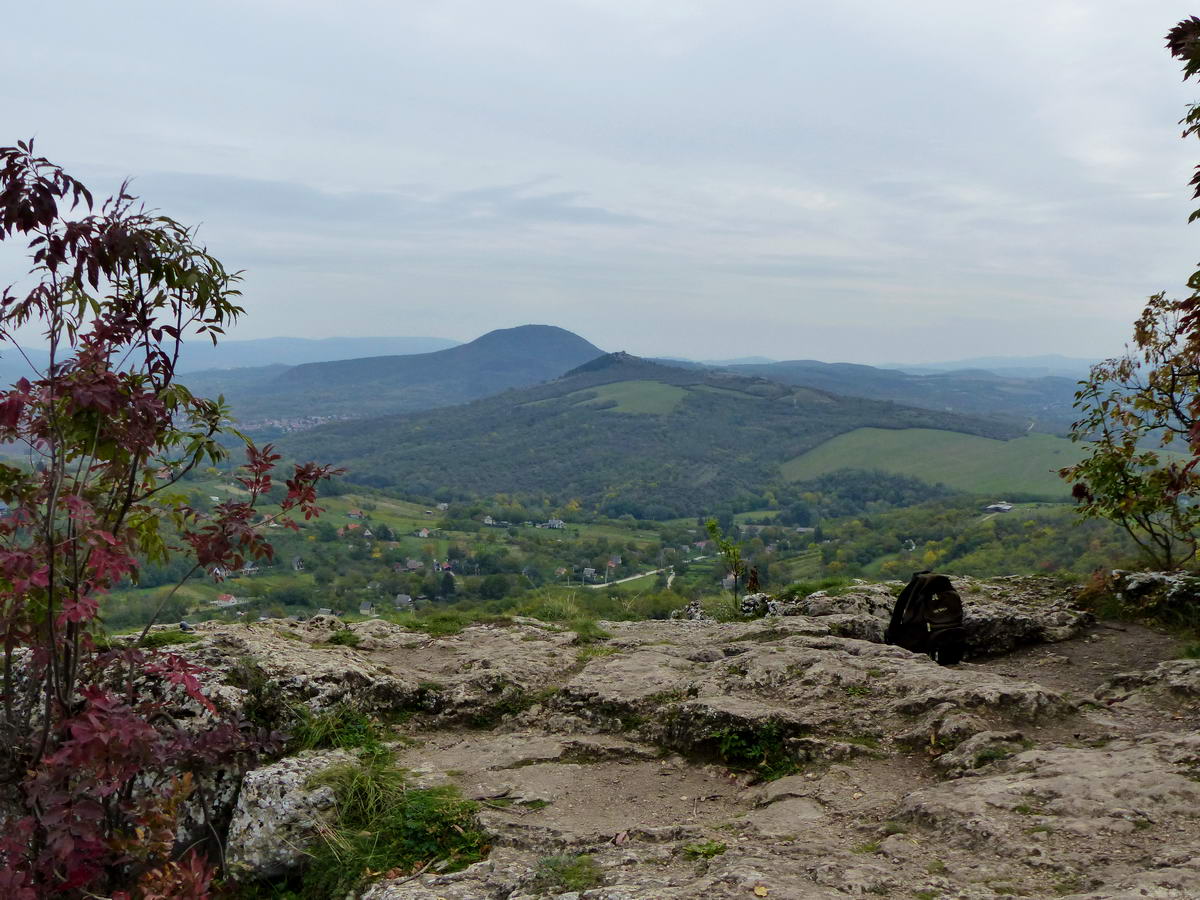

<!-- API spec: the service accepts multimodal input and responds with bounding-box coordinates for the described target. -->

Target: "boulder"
[226,749,355,879]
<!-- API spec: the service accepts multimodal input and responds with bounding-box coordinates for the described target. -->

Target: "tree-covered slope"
[725,360,1079,434]
[281,354,1022,518]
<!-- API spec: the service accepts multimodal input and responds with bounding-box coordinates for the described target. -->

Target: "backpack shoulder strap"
[888,570,929,638]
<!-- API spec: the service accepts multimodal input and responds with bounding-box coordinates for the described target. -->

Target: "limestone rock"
[226,749,354,879]
[1097,658,1200,703]
[769,575,1093,657]
[897,732,1200,851]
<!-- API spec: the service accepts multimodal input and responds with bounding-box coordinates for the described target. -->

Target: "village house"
[346,509,366,519]
[415,527,431,538]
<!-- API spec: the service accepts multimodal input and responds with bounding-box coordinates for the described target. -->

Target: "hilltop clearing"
[157,575,1197,899]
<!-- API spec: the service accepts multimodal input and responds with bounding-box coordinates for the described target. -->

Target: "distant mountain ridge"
[175,336,460,372]
[184,324,604,425]
[281,352,1021,518]
[884,353,1095,379]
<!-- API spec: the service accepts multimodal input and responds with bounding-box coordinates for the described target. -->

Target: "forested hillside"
[725,359,1079,433]
[282,353,1022,518]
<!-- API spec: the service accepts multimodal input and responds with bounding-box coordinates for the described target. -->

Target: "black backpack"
[885,571,966,666]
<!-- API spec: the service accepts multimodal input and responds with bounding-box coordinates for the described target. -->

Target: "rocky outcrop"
[1097,658,1200,703]
[761,575,1094,656]
[163,576,1200,899]
[226,749,354,879]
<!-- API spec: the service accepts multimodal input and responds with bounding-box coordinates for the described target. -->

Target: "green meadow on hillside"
[781,428,1083,497]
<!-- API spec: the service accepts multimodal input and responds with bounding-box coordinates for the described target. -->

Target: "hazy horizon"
[4,2,1198,364]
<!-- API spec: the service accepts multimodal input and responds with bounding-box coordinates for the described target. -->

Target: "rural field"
[782,427,1083,497]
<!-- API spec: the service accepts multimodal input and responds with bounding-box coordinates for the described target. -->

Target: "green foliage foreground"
[249,748,489,898]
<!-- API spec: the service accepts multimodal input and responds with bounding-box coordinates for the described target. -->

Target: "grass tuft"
[289,703,383,752]
[531,854,603,893]
[299,748,489,898]
[137,629,201,649]
[682,840,727,859]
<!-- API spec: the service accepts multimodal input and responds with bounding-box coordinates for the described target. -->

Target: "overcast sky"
[3,1,1200,364]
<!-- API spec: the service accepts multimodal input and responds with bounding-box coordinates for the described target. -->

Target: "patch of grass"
[913,891,938,900]
[1052,875,1083,895]
[467,686,558,728]
[137,629,201,649]
[973,746,1013,767]
[570,618,612,645]
[882,821,907,835]
[784,576,854,597]
[521,798,551,810]
[852,840,881,854]
[576,644,619,662]
[1133,818,1153,830]
[297,748,489,898]
[682,840,727,859]
[926,859,947,875]
[392,610,515,637]
[844,684,872,697]
[289,703,383,752]
[1180,642,1200,659]
[531,854,603,893]
[1025,824,1053,834]
[326,629,361,647]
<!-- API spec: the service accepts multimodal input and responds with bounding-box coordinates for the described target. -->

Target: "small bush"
[326,628,361,647]
[532,854,603,893]
[704,720,798,781]
[973,746,1013,767]
[1180,643,1200,659]
[682,840,727,859]
[226,656,290,730]
[298,749,489,898]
